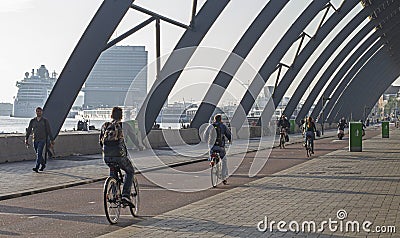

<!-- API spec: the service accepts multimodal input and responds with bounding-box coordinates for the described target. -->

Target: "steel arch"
[229,0,331,130]
[300,18,400,123]
[189,0,289,129]
[315,38,383,120]
[330,46,400,121]
[324,41,384,121]
[330,37,400,122]
[135,1,230,137]
[43,0,134,137]
[257,0,360,125]
[282,2,389,121]
[316,20,400,122]
[308,32,380,121]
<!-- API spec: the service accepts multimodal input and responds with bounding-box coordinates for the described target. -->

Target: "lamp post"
[321,96,331,135]
[363,106,371,121]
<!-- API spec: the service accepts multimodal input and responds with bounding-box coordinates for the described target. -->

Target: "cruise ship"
[13,65,57,118]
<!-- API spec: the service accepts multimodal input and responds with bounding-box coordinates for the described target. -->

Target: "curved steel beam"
[230,0,331,130]
[343,65,400,121]
[136,1,230,137]
[189,0,289,129]
[43,0,134,137]
[282,2,391,121]
[332,47,400,121]
[319,39,383,120]
[312,6,400,120]
[308,20,400,122]
[296,22,376,123]
[309,36,379,120]
[324,42,383,122]
[325,22,400,121]
[328,33,400,121]
[361,63,400,120]
[257,0,360,125]
[331,37,400,121]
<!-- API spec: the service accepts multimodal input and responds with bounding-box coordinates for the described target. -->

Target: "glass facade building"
[82,46,148,111]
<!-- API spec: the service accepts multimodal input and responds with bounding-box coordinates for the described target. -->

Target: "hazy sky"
[0,0,397,105]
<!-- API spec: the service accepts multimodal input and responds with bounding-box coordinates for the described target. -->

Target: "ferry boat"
[13,65,57,118]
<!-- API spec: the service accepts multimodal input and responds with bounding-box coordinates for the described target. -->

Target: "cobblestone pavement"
[0,129,337,200]
[99,127,399,238]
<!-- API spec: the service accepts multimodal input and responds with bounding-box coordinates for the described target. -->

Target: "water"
[0,116,107,134]
[0,116,184,134]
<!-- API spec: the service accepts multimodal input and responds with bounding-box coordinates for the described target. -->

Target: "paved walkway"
[99,127,399,238]
[0,129,337,200]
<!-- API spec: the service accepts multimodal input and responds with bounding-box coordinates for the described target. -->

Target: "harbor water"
[0,116,182,134]
[0,116,106,134]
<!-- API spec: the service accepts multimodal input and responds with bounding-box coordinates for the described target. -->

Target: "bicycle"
[210,151,222,188]
[103,162,139,224]
[279,127,286,149]
[305,134,313,157]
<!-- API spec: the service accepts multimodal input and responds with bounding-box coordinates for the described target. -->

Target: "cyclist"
[204,114,232,185]
[303,116,317,154]
[278,115,290,141]
[338,117,347,131]
[99,107,135,206]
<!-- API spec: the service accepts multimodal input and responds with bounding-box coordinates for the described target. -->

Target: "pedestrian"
[100,107,135,206]
[25,107,55,172]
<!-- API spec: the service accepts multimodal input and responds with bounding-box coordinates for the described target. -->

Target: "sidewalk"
[0,129,338,200]
[99,127,399,238]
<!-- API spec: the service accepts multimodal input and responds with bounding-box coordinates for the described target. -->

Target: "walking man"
[25,107,55,172]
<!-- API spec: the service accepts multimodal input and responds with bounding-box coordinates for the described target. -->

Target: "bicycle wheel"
[104,177,121,224]
[211,159,219,188]
[217,159,223,180]
[129,176,139,217]
[306,139,312,157]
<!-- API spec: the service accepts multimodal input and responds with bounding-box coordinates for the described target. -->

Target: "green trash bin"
[382,121,389,138]
[349,122,362,152]
[289,119,296,134]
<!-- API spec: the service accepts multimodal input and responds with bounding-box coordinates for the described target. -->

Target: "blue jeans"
[34,140,46,169]
[210,145,228,180]
[305,131,315,152]
[104,156,134,198]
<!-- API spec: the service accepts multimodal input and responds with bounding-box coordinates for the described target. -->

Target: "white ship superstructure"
[13,65,57,118]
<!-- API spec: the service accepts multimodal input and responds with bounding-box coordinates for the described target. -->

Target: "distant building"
[383,85,400,100]
[13,65,57,118]
[82,46,148,111]
[0,103,13,116]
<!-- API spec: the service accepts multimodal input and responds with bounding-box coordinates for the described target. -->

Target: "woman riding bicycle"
[278,115,290,140]
[303,116,317,154]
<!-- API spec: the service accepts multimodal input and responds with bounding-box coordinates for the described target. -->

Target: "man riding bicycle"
[303,116,317,154]
[100,107,135,206]
[204,114,232,185]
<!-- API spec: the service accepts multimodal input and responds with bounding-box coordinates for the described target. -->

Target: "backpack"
[213,123,223,146]
[102,121,121,146]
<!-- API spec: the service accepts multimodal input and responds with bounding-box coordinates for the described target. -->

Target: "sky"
[0,0,397,105]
